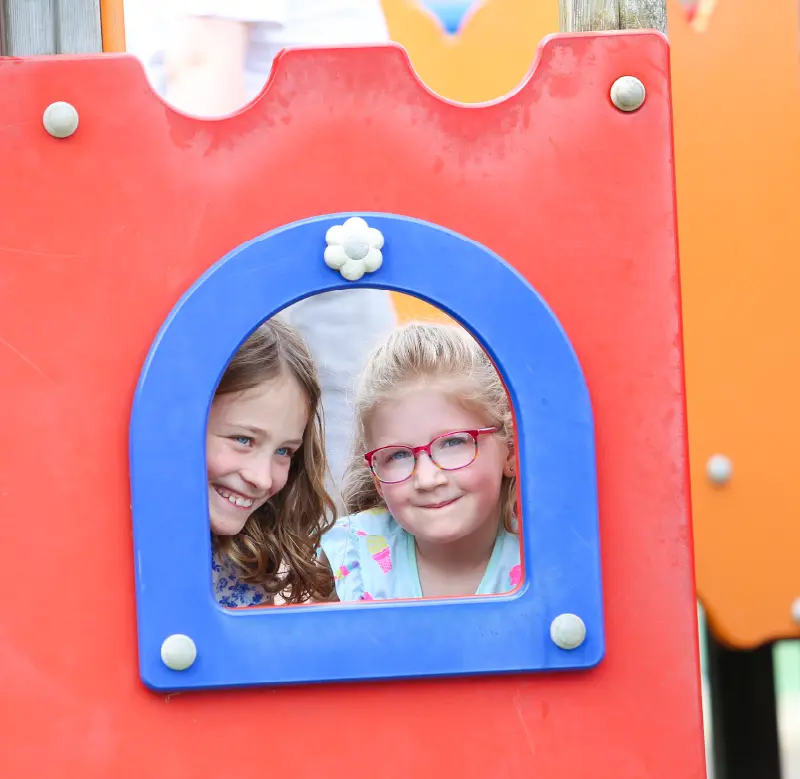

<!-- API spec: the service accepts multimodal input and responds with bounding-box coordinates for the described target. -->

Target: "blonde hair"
[213,318,335,604]
[341,322,517,532]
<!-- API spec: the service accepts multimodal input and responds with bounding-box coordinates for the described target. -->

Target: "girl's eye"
[440,435,468,448]
[385,449,411,462]
[276,447,294,458]
[233,435,254,447]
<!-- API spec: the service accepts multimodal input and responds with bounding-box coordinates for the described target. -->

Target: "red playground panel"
[0,32,705,778]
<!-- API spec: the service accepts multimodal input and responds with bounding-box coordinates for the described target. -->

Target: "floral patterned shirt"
[211,551,274,608]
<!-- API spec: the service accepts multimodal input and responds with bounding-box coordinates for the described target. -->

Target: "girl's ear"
[503,448,516,478]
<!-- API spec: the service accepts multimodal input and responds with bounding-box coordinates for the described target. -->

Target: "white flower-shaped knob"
[324,217,384,281]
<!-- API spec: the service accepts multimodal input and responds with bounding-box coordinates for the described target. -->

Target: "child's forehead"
[212,375,310,419]
[366,385,491,443]
[217,372,305,405]
[399,370,489,400]
[389,372,478,398]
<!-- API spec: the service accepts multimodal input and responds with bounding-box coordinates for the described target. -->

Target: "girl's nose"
[241,457,273,495]
[412,452,447,489]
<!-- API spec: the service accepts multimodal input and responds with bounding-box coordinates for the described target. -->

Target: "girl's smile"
[417,496,462,510]
[212,485,257,509]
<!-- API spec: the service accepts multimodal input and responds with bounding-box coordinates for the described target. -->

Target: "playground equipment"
[362,7,800,775]
[0,0,708,775]
[380,0,800,654]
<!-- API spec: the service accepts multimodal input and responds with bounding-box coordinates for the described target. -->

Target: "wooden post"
[57,0,103,54]
[560,0,666,34]
[0,0,6,55]
[3,0,101,56]
[619,0,667,33]
[559,0,619,32]
[3,0,54,55]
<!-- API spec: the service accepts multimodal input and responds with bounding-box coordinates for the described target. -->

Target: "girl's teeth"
[217,488,254,508]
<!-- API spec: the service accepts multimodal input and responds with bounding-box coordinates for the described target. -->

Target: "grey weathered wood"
[560,0,619,32]
[560,0,666,34]
[4,0,55,55]
[0,0,7,55]
[619,0,667,34]
[3,0,100,56]
[56,0,102,54]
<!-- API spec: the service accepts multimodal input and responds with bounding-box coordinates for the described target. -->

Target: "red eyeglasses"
[365,428,498,484]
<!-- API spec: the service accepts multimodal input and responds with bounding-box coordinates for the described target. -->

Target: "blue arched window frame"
[130,213,604,691]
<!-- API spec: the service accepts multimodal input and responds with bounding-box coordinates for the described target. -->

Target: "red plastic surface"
[0,33,705,778]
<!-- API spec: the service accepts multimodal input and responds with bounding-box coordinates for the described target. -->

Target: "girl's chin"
[210,513,250,537]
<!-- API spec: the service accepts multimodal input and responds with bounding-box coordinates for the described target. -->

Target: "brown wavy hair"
[212,318,335,604]
[341,322,517,533]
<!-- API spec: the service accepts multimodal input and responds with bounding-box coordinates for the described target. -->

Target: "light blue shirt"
[321,507,522,601]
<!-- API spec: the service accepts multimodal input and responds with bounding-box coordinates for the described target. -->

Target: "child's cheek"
[268,459,294,498]
[206,445,239,481]
[378,483,406,516]
[456,462,499,500]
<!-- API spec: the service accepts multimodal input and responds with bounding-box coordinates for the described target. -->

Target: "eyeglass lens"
[371,432,478,483]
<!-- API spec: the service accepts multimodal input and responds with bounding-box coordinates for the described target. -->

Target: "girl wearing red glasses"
[320,323,521,601]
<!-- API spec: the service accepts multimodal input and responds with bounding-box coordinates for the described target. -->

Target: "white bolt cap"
[706,454,733,486]
[160,634,197,671]
[610,76,646,112]
[43,101,79,138]
[550,613,586,650]
[791,597,800,626]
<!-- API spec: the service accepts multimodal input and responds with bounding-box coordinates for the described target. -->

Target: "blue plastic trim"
[421,1,474,34]
[130,213,604,691]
